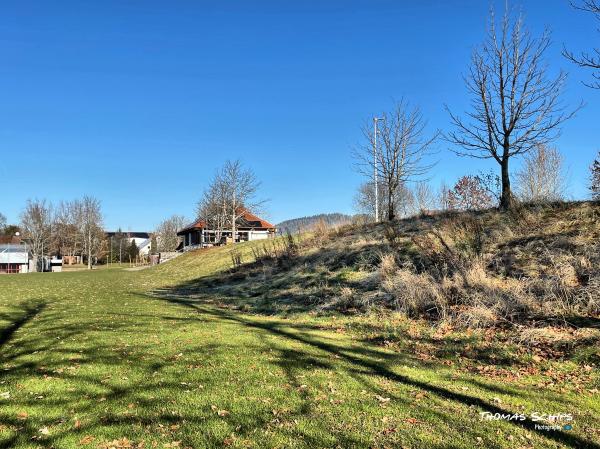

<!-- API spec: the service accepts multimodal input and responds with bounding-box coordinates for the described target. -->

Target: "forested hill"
[276,213,354,234]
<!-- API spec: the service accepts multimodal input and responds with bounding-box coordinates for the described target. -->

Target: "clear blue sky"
[0,0,598,230]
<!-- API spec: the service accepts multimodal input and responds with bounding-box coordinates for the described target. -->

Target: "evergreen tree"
[591,152,600,200]
[127,239,139,262]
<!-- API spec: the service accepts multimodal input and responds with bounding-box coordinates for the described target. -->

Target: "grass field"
[0,240,599,448]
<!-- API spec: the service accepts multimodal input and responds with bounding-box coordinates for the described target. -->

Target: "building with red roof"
[176,209,276,251]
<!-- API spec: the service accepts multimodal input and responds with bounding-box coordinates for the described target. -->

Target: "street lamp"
[373,117,384,222]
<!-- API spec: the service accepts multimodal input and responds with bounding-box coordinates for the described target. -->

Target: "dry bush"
[381,268,448,319]
[379,253,397,281]
[230,249,243,268]
[455,306,499,329]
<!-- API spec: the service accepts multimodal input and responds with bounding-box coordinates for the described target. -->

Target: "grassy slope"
[0,211,599,448]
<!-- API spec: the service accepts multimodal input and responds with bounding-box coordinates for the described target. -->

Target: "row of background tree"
[354,145,600,220]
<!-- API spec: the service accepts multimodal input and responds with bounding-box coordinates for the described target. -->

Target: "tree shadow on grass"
[0,300,46,350]
[151,293,599,449]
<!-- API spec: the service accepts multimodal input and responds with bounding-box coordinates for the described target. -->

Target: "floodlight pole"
[373,117,384,222]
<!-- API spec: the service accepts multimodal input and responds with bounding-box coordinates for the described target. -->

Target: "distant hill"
[276,213,354,234]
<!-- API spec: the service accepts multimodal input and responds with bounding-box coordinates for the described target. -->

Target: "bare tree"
[52,201,82,259]
[155,215,186,252]
[222,160,263,242]
[516,144,568,202]
[591,151,600,199]
[197,168,231,244]
[353,181,415,220]
[197,160,264,244]
[19,199,53,272]
[0,212,6,232]
[446,8,578,210]
[354,100,438,221]
[436,181,451,211]
[77,196,104,269]
[564,1,600,88]
[413,182,435,214]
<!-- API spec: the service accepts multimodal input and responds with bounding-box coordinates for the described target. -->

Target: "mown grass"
[0,238,598,448]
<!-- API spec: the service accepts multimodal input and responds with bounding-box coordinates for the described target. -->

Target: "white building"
[0,244,31,274]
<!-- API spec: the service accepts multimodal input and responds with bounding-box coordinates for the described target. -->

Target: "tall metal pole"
[373,117,383,222]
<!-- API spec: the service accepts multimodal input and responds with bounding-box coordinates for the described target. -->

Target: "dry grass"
[210,201,599,329]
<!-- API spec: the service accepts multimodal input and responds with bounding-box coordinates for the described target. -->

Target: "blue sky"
[0,1,598,230]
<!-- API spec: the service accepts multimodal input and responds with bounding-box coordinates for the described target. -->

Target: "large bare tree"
[446,9,578,210]
[222,159,263,242]
[19,199,53,272]
[564,1,600,88]
[197,168,231,244]
[354,100,438,221]
[52,201,82,259]
[77,196,104,269]
[197,160,264,244]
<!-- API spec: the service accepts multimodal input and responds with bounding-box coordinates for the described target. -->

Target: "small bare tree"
[436,181,451,211]
[353,181,415,220]
[413,182,435,214]
[20,199,53,272]
[155,215,186,252]
[0,212,6,232]
[516,144,568,202]
[591,151,600,200]
[446,8,578,210]
[354,100,438,221]
[564,1,600,88]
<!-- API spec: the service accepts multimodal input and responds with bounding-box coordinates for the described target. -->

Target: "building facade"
[177,210,276,251]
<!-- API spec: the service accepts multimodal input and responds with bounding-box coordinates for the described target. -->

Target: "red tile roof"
[176,210,275,235]
[236,208,275,229]
[176,219,208,235]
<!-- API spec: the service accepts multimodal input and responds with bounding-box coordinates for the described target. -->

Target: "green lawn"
[0,245,598,448]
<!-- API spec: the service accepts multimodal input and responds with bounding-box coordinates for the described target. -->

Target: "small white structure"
[106,232,152,255]
[0,244,30,274]
[50,257,63,272]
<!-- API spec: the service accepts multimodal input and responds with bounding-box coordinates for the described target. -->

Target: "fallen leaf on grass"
[39,427,50,435]
[99,437,135,448]
[217,410,230,417]
[163,441,181,448]
[404,418,423,424]
[0,391,10,399]
[79,435,95,445]
[16,411,28,420]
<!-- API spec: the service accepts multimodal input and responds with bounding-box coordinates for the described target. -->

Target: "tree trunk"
[499,157,515,210]
[87,230,92,270]
[387,188,395,221]
[231,190,236,244]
